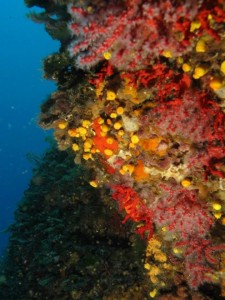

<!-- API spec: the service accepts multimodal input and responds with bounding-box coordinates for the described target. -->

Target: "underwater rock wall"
[1,0,225,299]
[0,146,149,299]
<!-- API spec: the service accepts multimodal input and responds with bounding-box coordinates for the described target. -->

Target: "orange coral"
[134,160,149,182]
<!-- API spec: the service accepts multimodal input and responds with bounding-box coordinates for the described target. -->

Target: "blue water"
[0,1,58,257]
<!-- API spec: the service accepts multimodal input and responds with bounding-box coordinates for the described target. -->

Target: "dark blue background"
[0,1,58,256]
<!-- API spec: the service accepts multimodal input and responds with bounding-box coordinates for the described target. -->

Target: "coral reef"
[2,0,225,299]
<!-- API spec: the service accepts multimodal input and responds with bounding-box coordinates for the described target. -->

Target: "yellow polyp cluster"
[67,119,98,161]
[144,236,177,292]
[96,82,105,97]
[212,202,223,219]
[153,251,167,263]
[84,139,93,152]
[146,236,162,254]
[83,153,93,160]
[118,77,140,103]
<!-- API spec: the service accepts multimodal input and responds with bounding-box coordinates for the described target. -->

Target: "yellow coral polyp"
[193,66,208,79]
[173,247,183,254]
[154,252,167,262]
[146,237,162,254]
[144,263,151,271]
[131,134,139,144]
[212,203,222,211]
[58,121,68,129]
[110,112,117,118]
[72,143,79,151]
[68,128,78,137]
[119,169,126,175]
[196,39,207,52]
[103,51,111,60]
[162,50,173,58]
[214,212,222,219]
[87,6,93,13]
[149,289,157,298]
[106,90,116,100]
[82,120,91,128]
[77,127,87,136]
[121,164,134,175]
[84,139,93,150]
[106,137,114,145]
[208,14,213,20]
[116,106,124,115]
[190,20,201,32]
[100,131,107,137]
[89,180,98,188]
[106,118,112,125]
[104,149,113,156]
[182,63,191,72]
[221,61,225,74]
[83,153,93,160]
[118,130,124,136]
[181,179,191,188]
[98,117,104,125]
[101,124,109,133]
[150,275,158,284]
[114,121,122,130]
[210,78,223,90]
[96,82,105,97]
[149,265,160,276]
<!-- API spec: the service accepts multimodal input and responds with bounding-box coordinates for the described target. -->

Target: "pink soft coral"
[68,0,204,70]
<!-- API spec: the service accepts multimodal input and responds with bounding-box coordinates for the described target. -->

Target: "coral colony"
[38,0,225,298]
